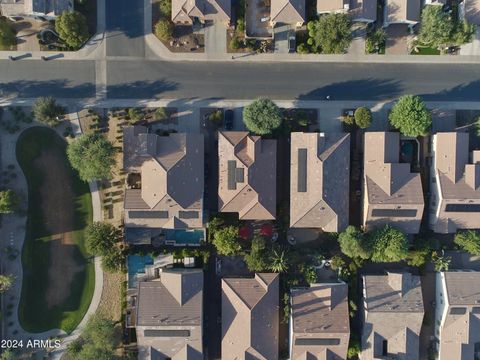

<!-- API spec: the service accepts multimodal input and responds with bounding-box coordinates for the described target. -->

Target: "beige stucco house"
[171,0,231,25]
[429,132,480,233]
[221,273,279,360]
[360,272,424,360]
[135,269,204,360]
[0,0,72,18]
[290,282,350,360]
[435,271,480,360]
[290,132,350,231]
[363,132,424,234]
[218,131,277,220]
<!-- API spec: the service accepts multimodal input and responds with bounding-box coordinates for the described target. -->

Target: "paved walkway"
[0,113,103,359]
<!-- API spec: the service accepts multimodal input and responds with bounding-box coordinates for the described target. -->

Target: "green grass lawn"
[411,46,441,55]
[16,127,94,334]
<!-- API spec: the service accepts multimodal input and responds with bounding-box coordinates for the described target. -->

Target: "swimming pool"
[127,255,154,289]
[165,229,205,246]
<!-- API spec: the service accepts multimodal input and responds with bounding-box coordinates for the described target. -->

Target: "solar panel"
[295,338,340,346]
[228,160,237,190]
[449,307,467,315]
[129,211,169,219]
[236,168,244,183]
[298,148,307,193]
[445,204,480,212]
[179,211,199,219]
[144,329,191,337]
[371,209,417,217]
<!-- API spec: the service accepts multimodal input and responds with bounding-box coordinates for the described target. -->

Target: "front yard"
[16,126,94,333]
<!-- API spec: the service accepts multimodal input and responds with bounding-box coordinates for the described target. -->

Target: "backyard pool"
[165,229,205,246]
[127,255,154,289]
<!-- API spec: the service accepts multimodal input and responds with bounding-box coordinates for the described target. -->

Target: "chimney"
[388,272,411,296]
[465,164,480,190]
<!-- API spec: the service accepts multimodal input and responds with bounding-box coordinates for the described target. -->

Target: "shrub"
[154,107,168,121]
[155,19,174,41]
[368,225,408,263]
[230,36,241,50]
[33,96,65,126]
[296,43,309,54]
[0,19,16,49]
[236,18,245,33]
[338,226,371,260]
[213,226,241,256]
[159,0,172,17]
[354,107,372,128]
[0,190,19,214]
[454,230,480,255]
[128,108,144,122]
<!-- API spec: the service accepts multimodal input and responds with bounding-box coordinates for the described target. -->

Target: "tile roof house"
[316,0,377,22]
[135,269,204,360]
[363,132,424,234]
[429,132,480,233]
[290,132,350,231]
[383,0,420,26]
[290,282,350,360]
[123,126,204,232]
[361,272,424,360]
[435,271,480,360]
[218,131,277,220]
[221,273,279,360]
[0,0,72,18]
[171,0,231,25]
[462,0,480,25]
[270,0,306,26]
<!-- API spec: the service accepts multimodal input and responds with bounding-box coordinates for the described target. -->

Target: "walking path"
[0,112,103,359]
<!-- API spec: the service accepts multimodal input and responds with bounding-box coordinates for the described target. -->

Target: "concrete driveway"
[273,24,292,53]
[385,24,411,55]
[347,22,367,56]
[12,18,49,52]
[204,21,226,54]
[460,28,480,55]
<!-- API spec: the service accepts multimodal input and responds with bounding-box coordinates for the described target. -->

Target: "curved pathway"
[0,114,103,359]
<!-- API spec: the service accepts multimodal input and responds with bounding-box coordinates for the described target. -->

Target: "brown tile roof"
[290,283,350,360]
[135,269,203,360]
[361,272,424,360]
[218,131,277,220]
[271,0,306,24]
[316,0,347,13]
[290,132,350,231]
[385,0,420,24]
[438,271,480,360]
[222,273,279,360]
[123,126,204,229]
[431,132,480,233]
[363,132,424,234]
[171,0,231,23]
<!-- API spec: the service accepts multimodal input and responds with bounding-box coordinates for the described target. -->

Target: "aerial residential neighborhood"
[2,0,480,359]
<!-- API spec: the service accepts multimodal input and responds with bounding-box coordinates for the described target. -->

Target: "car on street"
[224,109,234,130]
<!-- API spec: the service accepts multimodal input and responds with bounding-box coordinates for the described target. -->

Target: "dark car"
[224,109,234,130]
[288,34,296,53]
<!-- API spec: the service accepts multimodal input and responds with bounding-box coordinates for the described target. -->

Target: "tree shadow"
[419,80,480,102]
[0,79,95,98]
[107,79,179,99]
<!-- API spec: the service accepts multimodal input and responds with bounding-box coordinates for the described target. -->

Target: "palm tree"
[0,274,14,293]
[269,248,289,273]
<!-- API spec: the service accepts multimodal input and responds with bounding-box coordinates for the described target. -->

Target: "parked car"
[288,33,296,53]
[224,109,234,130]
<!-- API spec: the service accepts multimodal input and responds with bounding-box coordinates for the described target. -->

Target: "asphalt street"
[105,0,145,57]
[2,59,480,101]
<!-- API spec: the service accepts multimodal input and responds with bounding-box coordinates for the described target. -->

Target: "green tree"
[418,5,453,48]
[296,43,309,54]
[365,28,386,54]
[0,350,16,360]
[128,108,143,122]
[159,0,172,17]
[0,19,16,50]
[330,255,346,271]
[154,107,169,121]
[244,235,268,272]
[67,133,116,181]
[55,11,90,49]
[354,107,372,129]
[0,190,19,214]
[406,249,430,267]
[212,226,241,256]
[338,226,371,260]
[243,98,283,135]
[307,14,352,54]
[454,230,480,255]
[269,247,289,273]
[85,222,119,255]
[347,335,361,359]
[300,264,317,284]
[33,96,65,126]
[432,251,451,272]
[389,95,432,137]
[368,225,408,263]
[102,248,125,273]
[73,314,120,359]
[155,19,174,41]
[0,274,14,293]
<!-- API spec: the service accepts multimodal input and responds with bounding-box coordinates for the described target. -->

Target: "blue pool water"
[127,255,154,288]
[165,229,205,245]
